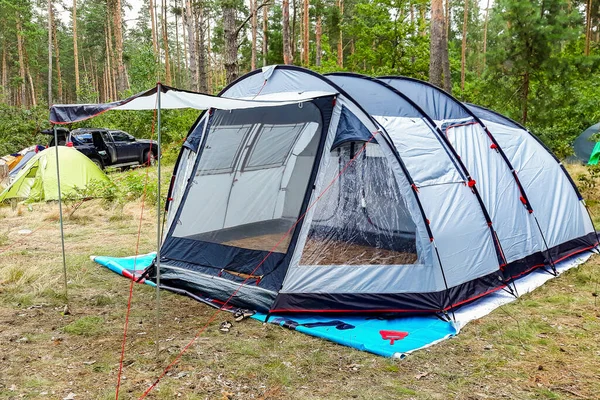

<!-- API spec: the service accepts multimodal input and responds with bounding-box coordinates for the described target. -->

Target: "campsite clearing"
[1,166,600,399]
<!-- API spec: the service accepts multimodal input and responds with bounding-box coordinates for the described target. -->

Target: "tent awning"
[49,84,337,124]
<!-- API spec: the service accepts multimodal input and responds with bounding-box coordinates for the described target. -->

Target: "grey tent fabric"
[152,66,597,315]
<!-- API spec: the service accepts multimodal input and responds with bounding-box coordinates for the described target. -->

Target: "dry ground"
[0,166,600,399]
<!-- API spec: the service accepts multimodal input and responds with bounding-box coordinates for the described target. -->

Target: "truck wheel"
[144,150,156,167]
[90,158,103,170]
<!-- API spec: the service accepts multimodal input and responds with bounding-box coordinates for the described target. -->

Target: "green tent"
[0,146,110,203]
[589,142,600,165]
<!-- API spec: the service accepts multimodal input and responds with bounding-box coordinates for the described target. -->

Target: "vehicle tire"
[90,158,104,170]
[144,150,156,167]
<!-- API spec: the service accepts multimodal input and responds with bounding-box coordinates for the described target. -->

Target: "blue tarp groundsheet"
[91,253,456,357]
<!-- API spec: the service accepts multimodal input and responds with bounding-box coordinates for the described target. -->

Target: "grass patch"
[63,316,105,336]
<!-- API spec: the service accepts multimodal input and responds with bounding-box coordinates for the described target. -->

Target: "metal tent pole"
[53,125,69,305]
[155,83,162,359]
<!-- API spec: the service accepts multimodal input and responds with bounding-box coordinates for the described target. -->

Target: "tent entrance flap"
[162,101,326,287]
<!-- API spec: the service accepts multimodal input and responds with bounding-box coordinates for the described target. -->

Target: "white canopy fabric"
[49,84,337,124]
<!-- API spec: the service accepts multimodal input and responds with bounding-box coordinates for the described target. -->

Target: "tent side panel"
[442,120,545,263]
[483,120,596,250]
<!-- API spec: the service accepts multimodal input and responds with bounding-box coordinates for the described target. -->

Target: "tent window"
[300,142,418,266]
[197,124,252,175]
[172,103,323,254]
[243,123,309,170]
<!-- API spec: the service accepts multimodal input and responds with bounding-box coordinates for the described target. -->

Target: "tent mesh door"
[300,142,419,266]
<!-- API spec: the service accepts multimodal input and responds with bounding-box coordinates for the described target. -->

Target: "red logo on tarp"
[380,330,408,345]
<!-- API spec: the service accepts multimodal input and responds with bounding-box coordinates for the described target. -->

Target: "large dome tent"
[0,146,110,203]
[150,65,597,316]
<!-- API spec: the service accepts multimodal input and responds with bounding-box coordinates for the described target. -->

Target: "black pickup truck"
[44,127,159,170]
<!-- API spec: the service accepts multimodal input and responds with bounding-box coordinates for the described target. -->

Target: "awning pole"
[155,83,162,360]
[54,124,69,306]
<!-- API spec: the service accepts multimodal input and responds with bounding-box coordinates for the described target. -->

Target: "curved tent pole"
[53,124,69,306]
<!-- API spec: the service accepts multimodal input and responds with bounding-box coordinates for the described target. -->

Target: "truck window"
[110,131,132,142]
[101,132,113,143]
[73,133,93,144]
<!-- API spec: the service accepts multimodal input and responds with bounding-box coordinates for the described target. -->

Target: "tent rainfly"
[49,68,598,316]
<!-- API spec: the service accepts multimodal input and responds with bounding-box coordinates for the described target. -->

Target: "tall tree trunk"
[442,29,451,93]
[445,0,450,37]
[441,1,451,93]
[283,0,293,64]
[315,14,322,67]
[337,0,343,68]
[16,14,27,107]
[73,0,80,99]
[185,0,198,90]
[162,0,172,84]
[1,40,7,99]
[197,8,207,92]
[460,0,468,91]
[105,24,115,100]
[182,4,188,74]
[522,71,529,124]
[150,0,159,55]
[174,0,180,86]
[429,0,444,89]
[111,0,127,91]
[482,0,490,70]
[585,0,593,56]
[194,11,200,89]
[102,67,108,102]
[208,18,213,93]
[303,0,309,65]
[23,47,37,107]
[251,0,257,70]
[292,0,298,61]
[263,4,268,67]
[262,5,269,67]
[52,11,63,102]
[223,5,238,84]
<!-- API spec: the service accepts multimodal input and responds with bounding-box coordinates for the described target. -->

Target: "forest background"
[1,0,599,159]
